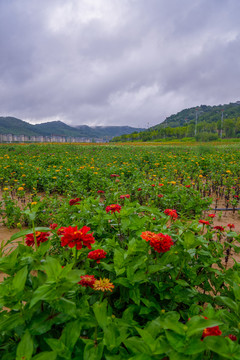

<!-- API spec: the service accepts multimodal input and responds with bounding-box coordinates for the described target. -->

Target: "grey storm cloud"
[0,0,240,128]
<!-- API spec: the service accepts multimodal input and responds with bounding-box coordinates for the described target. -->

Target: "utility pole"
[195,108,198,136]
[220,109,224,138]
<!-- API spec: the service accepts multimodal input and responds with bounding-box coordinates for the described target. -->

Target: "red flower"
[78,275,96,288]
[157,194,164,198]
[106,204,122,214]
[57,226,66,235]
[137,188,142,191]
[199,220,210,226]
[227,334,237,341]
[25,231,50,247]
[69,197,81,206]
[185,185,191,188]
[141,231,174,253]
[213,226,225,232]
[88,249,107,263]
[201,325,222,340]
[110,174,119,177]
[60,225,95,250]
[97,190,105,194]
[159,183,164,186]
[227,223,235,229]
[120,194,130,199]
[164,209,178,219]
[151,184,155,187]
[50,223,58,230]
[208,214,216,218]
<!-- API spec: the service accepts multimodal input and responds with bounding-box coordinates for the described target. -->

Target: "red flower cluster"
[137,188,142,191]
[120,194,130,199]
[106,204,122,214]
[151,184,155,187]
[157,194,164,198]
[199,220,210,226]
[88,249,107,263]
[141,231,174,253]
[97,190,105,194]
[78,275,96,288]
[69,198,81,206]
[164,209,178,219]
[159,183,164,186]
[110,174,119,177]
[201,325,222,340]
[213,226,225,232]
[25,231,50,247]
[60,225,95,250]
[227,223,235,229]
[50,223,58,230]
[185,185,191,188]
[208,214,216,218]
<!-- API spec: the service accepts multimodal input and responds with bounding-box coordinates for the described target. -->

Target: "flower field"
[0,142,240,359]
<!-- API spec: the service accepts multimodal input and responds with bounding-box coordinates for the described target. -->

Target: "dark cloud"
[0,0,240,128]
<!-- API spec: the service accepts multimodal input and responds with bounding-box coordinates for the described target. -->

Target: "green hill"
[0,117,144,139]
[112,101,240,142]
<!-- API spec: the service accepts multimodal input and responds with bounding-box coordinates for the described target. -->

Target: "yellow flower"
[93,278,114,292]
[31,202,37,205]
[3,187,9,191]
[18,187,24,191]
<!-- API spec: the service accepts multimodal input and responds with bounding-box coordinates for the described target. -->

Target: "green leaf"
[32,352,57,360]
[129,288,140,305]
[61,320,82,350]
[43,257,62,281]
[54,297,77,317]
[215,296,239,313]
[0,313,24,331]
[114,249,125,276]
[45,338,71,359]
[30,283,57,308]
[183,231,196,250]
[83,341,104,360]
[93,300,107,329]
[204,336,234,358]
[124,337,150,355]
[16,330,33,360]
[12,266,28,292]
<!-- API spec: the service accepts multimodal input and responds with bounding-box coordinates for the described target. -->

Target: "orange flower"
[93,278,114,292]
[141,231,158,242]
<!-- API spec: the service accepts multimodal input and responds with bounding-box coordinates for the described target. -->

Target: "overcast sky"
[0,0,240,128]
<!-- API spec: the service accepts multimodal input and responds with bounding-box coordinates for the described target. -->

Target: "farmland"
[0,142,240,359]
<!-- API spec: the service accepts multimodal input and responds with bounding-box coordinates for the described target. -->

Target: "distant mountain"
[0,117,145,139]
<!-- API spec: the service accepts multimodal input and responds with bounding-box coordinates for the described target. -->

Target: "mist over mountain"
[0,117,145,139]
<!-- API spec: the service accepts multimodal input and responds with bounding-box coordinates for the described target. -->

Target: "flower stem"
[32,220,38,250]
